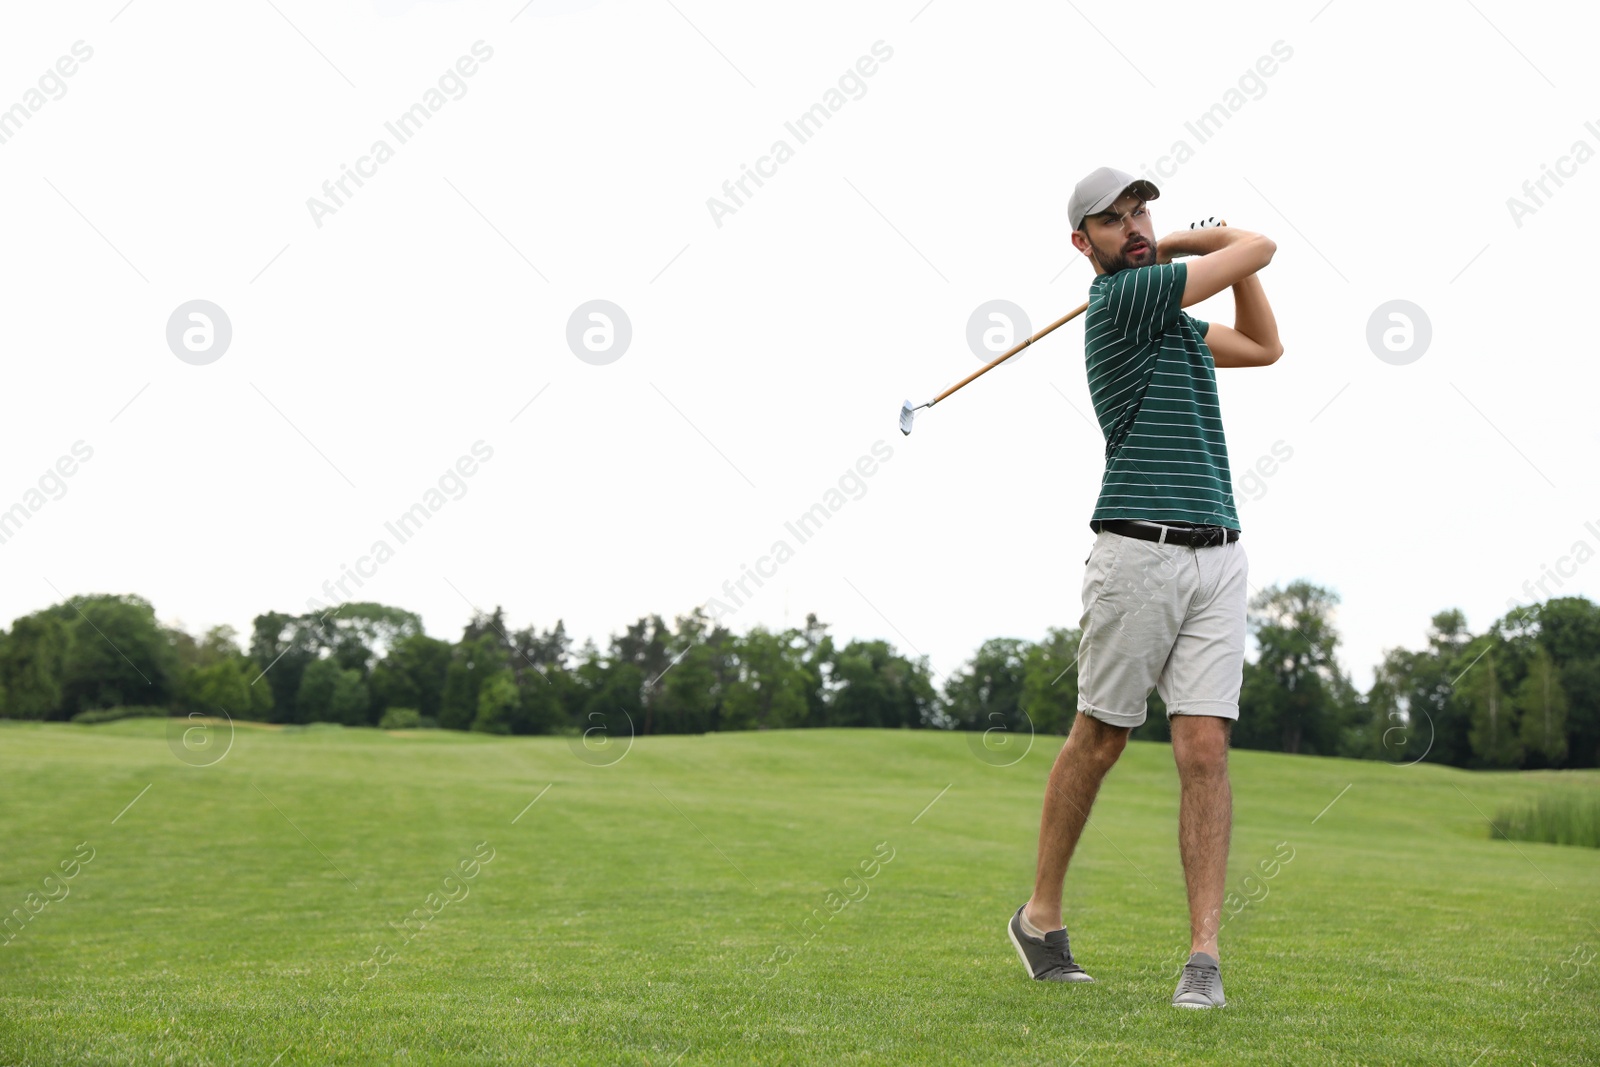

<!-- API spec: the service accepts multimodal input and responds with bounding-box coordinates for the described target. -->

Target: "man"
[1006,167,1282,1009]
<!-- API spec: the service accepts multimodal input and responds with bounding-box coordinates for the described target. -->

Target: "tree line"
[0,583,1595,770]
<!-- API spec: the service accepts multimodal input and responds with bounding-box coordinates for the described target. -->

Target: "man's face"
[1077,194,1156,275]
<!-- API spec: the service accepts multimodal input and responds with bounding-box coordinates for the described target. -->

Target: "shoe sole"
[1007,917,1038,978]
[1008,914,1094,982]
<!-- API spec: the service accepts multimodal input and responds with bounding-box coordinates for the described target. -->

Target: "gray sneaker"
[1007,904,1094,982]
[1171,951,1225,1008]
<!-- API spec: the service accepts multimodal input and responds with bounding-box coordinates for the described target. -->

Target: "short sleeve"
[1192,317,1210,338]
[1102,261,1187,343]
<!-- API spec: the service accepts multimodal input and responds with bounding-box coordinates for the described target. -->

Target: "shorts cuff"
[1077,698,1146,729]
[1165,700,1239,720]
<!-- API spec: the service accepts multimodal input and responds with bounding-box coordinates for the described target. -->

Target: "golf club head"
[899,400,916,436]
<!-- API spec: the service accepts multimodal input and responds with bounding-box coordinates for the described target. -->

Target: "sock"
[1019,910,1048,939]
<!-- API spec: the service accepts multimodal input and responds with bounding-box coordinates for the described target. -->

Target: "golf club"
[899,217,1227,436]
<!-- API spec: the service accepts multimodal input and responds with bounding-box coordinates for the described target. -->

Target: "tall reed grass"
[1491,790,1600,849]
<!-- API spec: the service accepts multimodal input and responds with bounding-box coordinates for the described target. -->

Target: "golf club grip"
[931,301,1089,407]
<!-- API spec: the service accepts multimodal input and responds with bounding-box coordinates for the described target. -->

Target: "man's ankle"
[1022,901,1062,936]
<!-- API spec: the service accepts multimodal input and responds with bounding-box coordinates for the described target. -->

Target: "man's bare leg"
[1024,711,1130,932]
[1170,714,1232,959]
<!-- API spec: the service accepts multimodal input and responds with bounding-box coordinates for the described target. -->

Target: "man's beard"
[1089,234,1157,275]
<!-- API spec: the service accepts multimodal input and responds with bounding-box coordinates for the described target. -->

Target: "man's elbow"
[1238,336,1283,367]
[1252,234,1277,270]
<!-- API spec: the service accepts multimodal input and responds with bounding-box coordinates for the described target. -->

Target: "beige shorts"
[1075,528,1248,729]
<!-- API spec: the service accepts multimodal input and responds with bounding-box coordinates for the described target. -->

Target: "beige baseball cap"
[1069,166,1160,231]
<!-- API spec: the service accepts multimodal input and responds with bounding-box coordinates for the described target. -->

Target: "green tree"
[1018,628,1083,737]
[186,659,251,717]
[793,614,836,728]
[1533,596,1600,662]
[1236,581,1349,755]
[177,625,273,720]
[458,606,514,656]
[945,637,1031,734]
[610,615,672,734]
[1462,638,1522,768]
[1410,610,1474,766]
[246,604,415,723]
[370,633,453,722]
[1559,656,1600,768]
[249,611,321,723]
[516,671,568,735]
[308,602,423,674]
[1238,656,1289,751]
[53,594,178,715]
[654,610,728,734]
[499,615,580,735]
[1358,646,1429,763]
[0,612,72,719]
[295,657,342,724]
[1515,644,1568,767]
[507,618,574,677]
[328,667,370,725]
[1532,596,1600,768]
[722,625,809,730]
[831,639,937,728]
[440,634,508,731]
[471,670,520,734]
[580,660,644,741]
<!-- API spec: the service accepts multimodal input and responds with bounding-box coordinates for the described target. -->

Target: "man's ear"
[1069,230,1093,258]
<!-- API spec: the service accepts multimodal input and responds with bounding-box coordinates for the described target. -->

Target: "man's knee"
[1172,715,1231,777]
[1069,711,1131,769]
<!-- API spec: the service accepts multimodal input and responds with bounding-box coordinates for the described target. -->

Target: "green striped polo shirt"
[1083,260,1239,531]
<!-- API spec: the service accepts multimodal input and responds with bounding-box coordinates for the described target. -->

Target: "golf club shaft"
[928,300,1088,408]
[913,219,1223,419]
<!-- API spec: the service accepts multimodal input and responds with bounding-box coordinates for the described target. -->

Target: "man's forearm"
[1161,225,1260,260]
[1231,272,1280,355]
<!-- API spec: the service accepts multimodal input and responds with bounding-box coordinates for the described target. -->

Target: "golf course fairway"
[1,719,1596,1065]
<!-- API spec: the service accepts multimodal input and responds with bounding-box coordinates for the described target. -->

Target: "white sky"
[2,0,1596,696]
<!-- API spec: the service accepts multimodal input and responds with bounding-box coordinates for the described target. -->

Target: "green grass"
[1,720,1597,1065]
[1493,786,1600,849]
[65,705,169,725]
